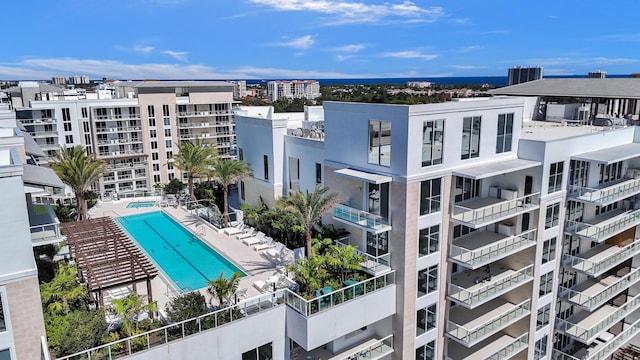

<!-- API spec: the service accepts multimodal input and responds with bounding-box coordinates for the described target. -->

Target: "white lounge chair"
[243,236,262,246]
[253,238,275,252]
[223,227,243,236]
[252,280,267,292]
[236,227,256,240]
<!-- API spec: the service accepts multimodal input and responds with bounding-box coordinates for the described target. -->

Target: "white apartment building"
[267,80,321,102]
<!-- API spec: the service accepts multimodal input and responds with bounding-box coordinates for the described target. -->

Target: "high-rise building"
[508,66,544,85]
[51,77,67,85]
[588,70,607,79]
[267,80,320,102]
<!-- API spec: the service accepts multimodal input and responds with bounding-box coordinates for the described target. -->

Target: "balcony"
[30,130,58,138]
[563,238,640,277]
[29,202,64,246]
[554,317,640,360]
[565,209,640,242]
[449,229,536,269]
[333,203,391,234]
[451,193,539,228]
[446,299,530,347]
[447,332,528,360]
[568,177,640,206]
[448,263,534,309]
[556,293,640,343]
[105,161,147,170]
[294,335,394,360]
[285,272,396,351]
[334,240,391,276]
[561,266,640,311]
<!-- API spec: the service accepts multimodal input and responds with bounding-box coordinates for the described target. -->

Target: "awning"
[23,164,65,189]
[571,143,640,165]
[452,158,541,180]
[23,133,46,157]
[334,168,392,184]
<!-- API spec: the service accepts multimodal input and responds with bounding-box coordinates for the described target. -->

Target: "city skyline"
[3,0,640,80]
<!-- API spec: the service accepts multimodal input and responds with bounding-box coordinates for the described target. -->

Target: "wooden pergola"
[61,217,158,308]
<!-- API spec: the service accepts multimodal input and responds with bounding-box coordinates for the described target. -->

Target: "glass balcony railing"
[451,193,539,227]
[568,178,640,205]
[563,240,640,277]
[333,203,391,232]
[448,265,534,308]
[332,334,394,360]
[561,266,640,310]
[565,209,640,242]
[556,293,640,342]
[449,229,536,268]
[446,300,531,346]
[30,202,64,246]
[554,318,640,360]
[487,333,528,360]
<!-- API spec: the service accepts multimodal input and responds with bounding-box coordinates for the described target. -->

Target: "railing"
[448,265,534,308]
[333,334,393,360]
[564,209,640,242]
[451,193,539,226]
[333,240,391,274]
[449,229,537,268]
[103,176,116,182]
[285,272,395,317]
[486,333,528,360]
[41,336,51,360]
[556,293,640,342]
[105,162,148,170]
[333,203,391,232]
[554,318,640,360]
[446,300,530,345]
[30,131,59,137]
[563,239,640,276]
[568,178,640,205]
[55,291,284,360]
[561,266,640,310]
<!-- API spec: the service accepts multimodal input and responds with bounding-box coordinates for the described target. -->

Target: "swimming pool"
[116,211,244,291]
[127,201,156,208]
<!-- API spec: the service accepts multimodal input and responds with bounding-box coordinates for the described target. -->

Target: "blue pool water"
[116,211,244,291]
[127,201,156,208]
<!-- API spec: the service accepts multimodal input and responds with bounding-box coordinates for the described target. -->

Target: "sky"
[3,0,640,80]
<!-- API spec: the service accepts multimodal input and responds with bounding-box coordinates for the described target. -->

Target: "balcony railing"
[331,335,394,360]
[105,162,147,170]
[333,203,391,233]
[487,333,528,360]
[449,229,537,268]
[565,209,640,242]
[30,131,59,138]
[451,193,540,227]
[446,299,530,346]
[554,318,640,360]
[285,272,395,317]
[561,266,640,310]
[563,239,640,277]
[568,178,640,205]
[556,293,640,342]
[334,240,391,275]
[448,265,534,308]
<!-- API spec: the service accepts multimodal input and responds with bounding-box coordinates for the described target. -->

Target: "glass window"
[238,148,244,161]
[153,164,159,172]
[242,342,272,360]
[368,120,391,166]
[148,117,156,127]
[240,181,245,200]
[418,265,438,297]
[416,304,436,335]
[534,336,548,360]
[81,107,88,118]
[422,119,444,166]
[163,117,171,126]
[263,155,269,181]
[496,113,514,153]
[599,161,623,184]
[150,130,157,138]
[152,153,159,161]
[164,129,171,137]
[548,161,564,193]
[165,140,172,148]
[420,178,441,215]
[461,116,481,159]
[539,271,554,296]
[162,104,170,117]
[545,203,561,229]
[0,349,9,360]
[151,141,157,150]
[536,303,551,330]
[315,163,322,184]
[542,237,557,263]
[153,174,160,183]
[419,225,439,257]
[455,176,480,202]
[148,105,155,118]
[416,341,435,360]
[0,291,5,333]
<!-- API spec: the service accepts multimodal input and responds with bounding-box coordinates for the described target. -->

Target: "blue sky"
[2,0,640,80]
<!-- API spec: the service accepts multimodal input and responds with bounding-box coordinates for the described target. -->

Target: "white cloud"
[381,51,438,61]
[133,45,154,55]
[162,50,188,62]
[334,44,365,53]
[272,35,315,49]
[335,55,355,62]
[249,0,443,24]
[450,65,488,70]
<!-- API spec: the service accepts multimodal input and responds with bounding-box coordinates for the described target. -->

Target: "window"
[64,122,72,131]
[542,237,557,263]
[368,120,391,166]
[416,304,437,335]
[596,202,618,215]
[240,180,245,200]
[166,151,172,159]
[419,225,439,257]
[65,135,74,143]
[422,119,444,166]
[62,107,71,121]
[167,163,173,170]
[263,155,269,180]
[315,163,322,184]
[536,303,551,330]
[241,342,272,360]
[148,117,156,127]
[288,157,300,190]
[569,160,589,188]
[420,178,441,215]
[545,203,561,229]
[82,122,90,133]
[418,265,438,297]
[534,336,548,360]
[84,134,91,145]
[455,176,480,202]
[168,173,175,181]
[165,140,172,148]
[153,164,159,171]
[162,104,170,117]
[0,291,5,332]
[453,224,476,238]
[496,113,514,153]
[164,129,171,137]
[599,161,623,184]
[416,341,435,360]
[461,116,481,159]
[81,107,88,118]
[147,105,155,118]
[152,153,159,161]
[0,349,9,360]
[150,130,157,138]
[164,117,171,126]
[539,271,554,296]
[153,174,160,183]
[150,141,157,150]
[238,148,244,161]
[548,161,564,193]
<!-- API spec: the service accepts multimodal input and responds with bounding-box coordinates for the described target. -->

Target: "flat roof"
[334,168,392,184]
[572,143,640,164]
[452,158,541,180]
[490,78,640,99]
[520,121,609,141]
[23,164,65,188]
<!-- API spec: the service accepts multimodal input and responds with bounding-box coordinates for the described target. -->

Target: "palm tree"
[325,243,364,283]
[207,271,242,308]
[170,140,217,202]
[51,146,106,220]
[40,264,86,313]
[208,158,252,227]
[109,293,158,337]
[278,186,341,258]
[288,255,327,296]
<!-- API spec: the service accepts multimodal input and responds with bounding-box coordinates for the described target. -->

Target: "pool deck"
[91,198,282,310]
